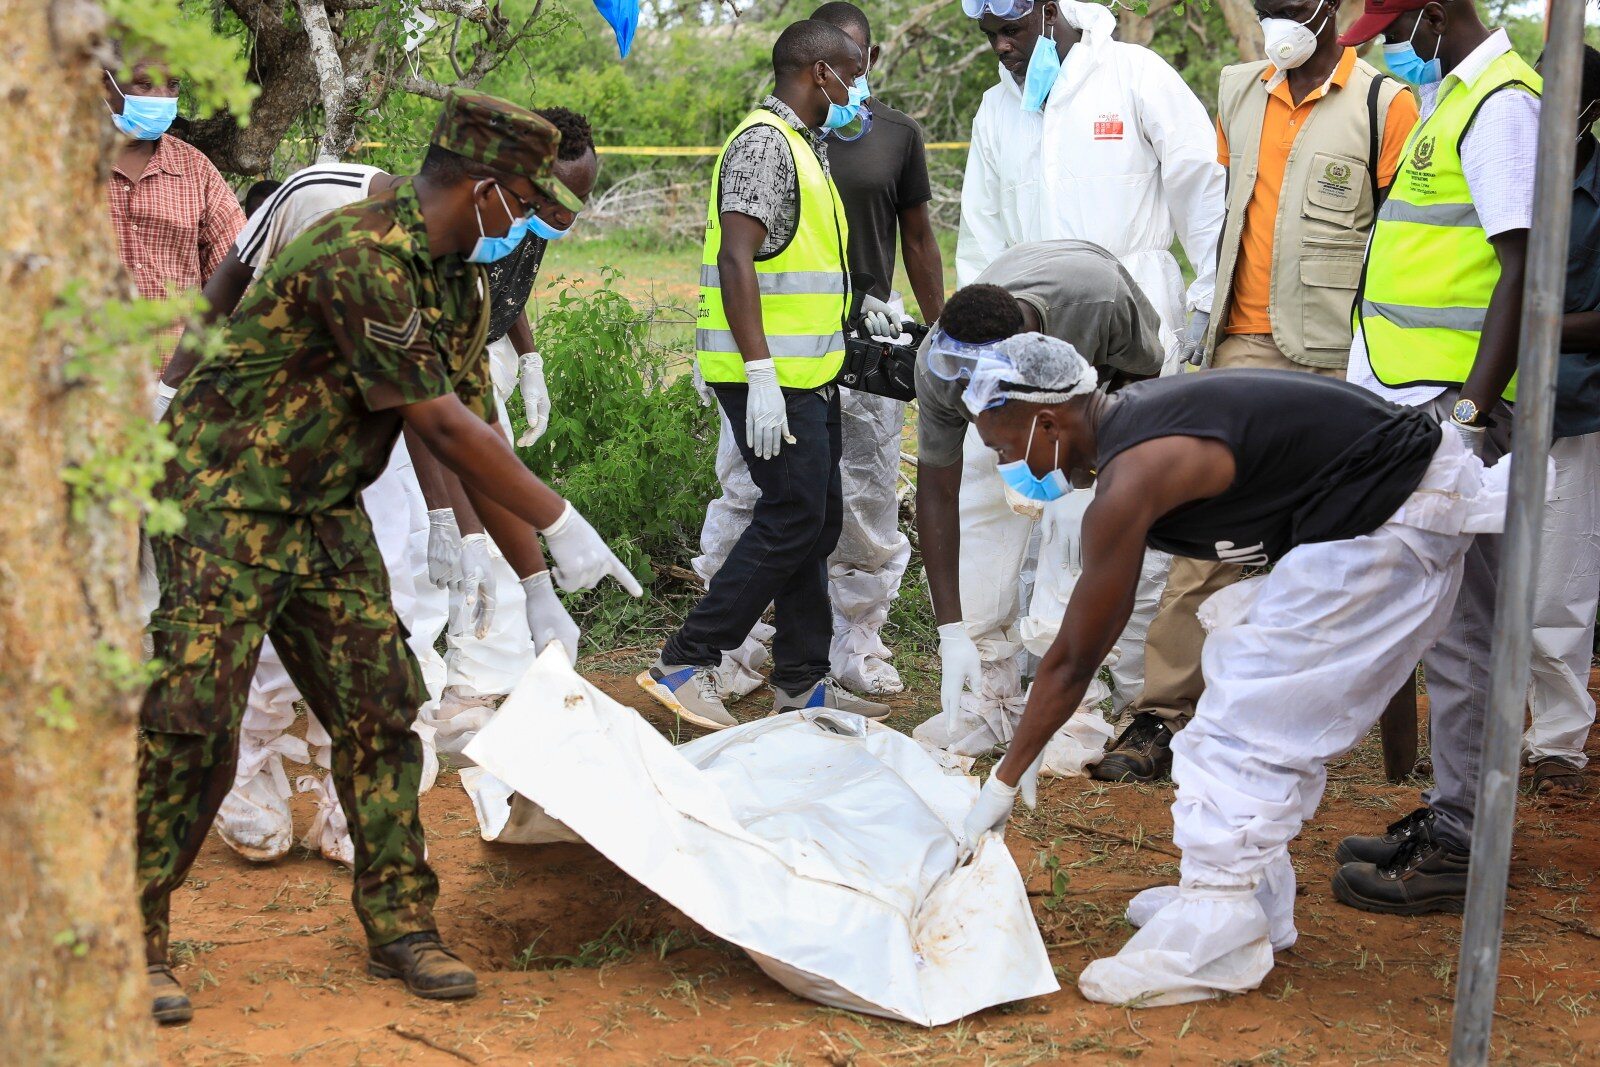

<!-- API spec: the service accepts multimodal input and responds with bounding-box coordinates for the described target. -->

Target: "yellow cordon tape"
[361,142,970,156]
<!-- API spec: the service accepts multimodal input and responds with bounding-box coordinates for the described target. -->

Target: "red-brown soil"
[156,671,1600,1065]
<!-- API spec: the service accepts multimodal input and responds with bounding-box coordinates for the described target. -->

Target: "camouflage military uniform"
[137,178,502,964]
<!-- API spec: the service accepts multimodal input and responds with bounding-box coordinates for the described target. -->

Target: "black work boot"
[1334,806,1437,866]
[148,964,193,1025]
[1090,713,1174,783]
[368,933,478,1000]
[1331,838,1470,915]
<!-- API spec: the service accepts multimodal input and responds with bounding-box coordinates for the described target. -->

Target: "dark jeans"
[664,383,843,693]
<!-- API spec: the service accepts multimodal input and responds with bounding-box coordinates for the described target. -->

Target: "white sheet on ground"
[462,647,1059,1026]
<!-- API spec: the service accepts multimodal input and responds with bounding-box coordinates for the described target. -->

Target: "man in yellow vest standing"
[1098,0,1420,785]
[639,20,889,728]
[1332,0,1540,915]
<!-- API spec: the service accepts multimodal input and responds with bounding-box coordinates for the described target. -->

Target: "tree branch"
[295,0,349,162]
[326,0,490,19]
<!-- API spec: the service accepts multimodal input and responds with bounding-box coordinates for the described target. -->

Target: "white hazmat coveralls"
[1079,434,1511,1006]
[948,0,1223,732]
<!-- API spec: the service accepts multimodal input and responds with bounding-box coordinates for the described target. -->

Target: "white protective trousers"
[912,427,1166,759]
[1523,430,1600,768]
[693,387,912,697]
[1080,434,1508,1007]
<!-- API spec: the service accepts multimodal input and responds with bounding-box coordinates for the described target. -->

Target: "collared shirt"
[105,134,246,373]
[1557,135,1600,439]
[716,95,830,257]
[1217,48,1419,335]
[1348,28,1541,407]
[159,181,494,575]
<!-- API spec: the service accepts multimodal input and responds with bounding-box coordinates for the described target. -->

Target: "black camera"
[836,320,927,402]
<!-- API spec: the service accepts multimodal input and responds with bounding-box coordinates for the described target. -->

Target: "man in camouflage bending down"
[136,92,640,1025]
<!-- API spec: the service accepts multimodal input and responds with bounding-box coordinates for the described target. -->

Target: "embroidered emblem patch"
[363,309,422,349]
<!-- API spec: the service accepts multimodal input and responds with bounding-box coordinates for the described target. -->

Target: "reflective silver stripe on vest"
[695,329,845,358]
[1376,199,1484,229]
[699,265,847,297]
[1362,300,1487,332]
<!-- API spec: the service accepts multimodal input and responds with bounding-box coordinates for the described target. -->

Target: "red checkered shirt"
[105,135,245,374]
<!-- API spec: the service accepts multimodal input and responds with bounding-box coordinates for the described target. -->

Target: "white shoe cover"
[215,737,302,863]
[413,717,440,794]
[712,621,775,702]
[1126,858,1297,952]
[296,771,354,868]
[1079,884,1274,1007]
[836,652,904,697]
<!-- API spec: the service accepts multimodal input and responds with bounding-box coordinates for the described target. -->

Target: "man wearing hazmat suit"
[914,242,1165,758]
[160,109,601,867]
[693,3,946,699]
[958,333,1509,1006]
[948,0,1224,751]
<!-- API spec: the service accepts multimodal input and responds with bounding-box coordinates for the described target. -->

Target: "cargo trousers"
[136,534,438,964]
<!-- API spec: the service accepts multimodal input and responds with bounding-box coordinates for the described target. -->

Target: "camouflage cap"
[431,91,583,212]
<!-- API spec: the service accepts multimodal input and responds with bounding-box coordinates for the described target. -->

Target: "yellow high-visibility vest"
[1358,50,1540,402]
[696,110,850,389]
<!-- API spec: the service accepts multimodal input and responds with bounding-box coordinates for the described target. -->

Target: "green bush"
[508,268,718,651]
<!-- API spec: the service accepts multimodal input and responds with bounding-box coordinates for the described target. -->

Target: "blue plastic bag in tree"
[592,0,638,58]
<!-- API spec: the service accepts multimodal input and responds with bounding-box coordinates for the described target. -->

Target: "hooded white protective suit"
[956,0,1223,366]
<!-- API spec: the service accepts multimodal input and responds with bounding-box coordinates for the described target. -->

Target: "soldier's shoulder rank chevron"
[363,309,422,349]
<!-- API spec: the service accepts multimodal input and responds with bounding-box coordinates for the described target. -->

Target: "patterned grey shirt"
[717,96,830,258]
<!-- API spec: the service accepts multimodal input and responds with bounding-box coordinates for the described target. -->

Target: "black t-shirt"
[1095,370,1442,564]
[484,233,548,344]
[828,100,932,302]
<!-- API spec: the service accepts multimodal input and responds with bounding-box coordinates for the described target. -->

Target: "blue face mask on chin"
[997,413,1071,503]
[1021,8,1061,113]
[466,184,529,264]
[528,212,574,241]
[821,63,869,131]
[108,73,178,140]
[1383,18,1443,86]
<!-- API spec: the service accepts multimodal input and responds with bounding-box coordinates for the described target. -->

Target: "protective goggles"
[829,103,874,142]
[962,0,1035,20]
[924,324,1007,382]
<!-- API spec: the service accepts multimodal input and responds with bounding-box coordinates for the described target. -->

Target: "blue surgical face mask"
[997,413,1070,506]
[528,212,574,241]
[1383,17,1443,87]
[108,73,178,140]
[1020,7,1061,113]
[821,63,868,131]
[466,184,528,264]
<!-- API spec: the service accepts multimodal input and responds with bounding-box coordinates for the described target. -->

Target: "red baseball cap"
[1337,0,1428,47]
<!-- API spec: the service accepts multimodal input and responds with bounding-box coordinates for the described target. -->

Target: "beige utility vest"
[1207,59,1407,369]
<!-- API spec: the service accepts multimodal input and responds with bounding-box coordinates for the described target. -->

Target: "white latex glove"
[1452,419,1486,457]
[743,358,790,461]
[426,509,463,588]
[1015,746,1047,810]
[1179,310,1211,366]
[960,773,1019,861]
[539,502,644,596]
[860,294,899,340]
[514,351,550,447]
[521,570,580,665]
[937,622,984,733]
[451,533,494,640]
[153,380,177,422]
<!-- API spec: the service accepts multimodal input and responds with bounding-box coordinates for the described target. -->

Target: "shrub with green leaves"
[508,268,717,649]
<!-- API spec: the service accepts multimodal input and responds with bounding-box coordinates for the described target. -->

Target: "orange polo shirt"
[1217,48,1419,336]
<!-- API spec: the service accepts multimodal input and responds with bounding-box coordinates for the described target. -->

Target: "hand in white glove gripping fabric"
[521,570,580,665]
[960,774,1019,861]
[1178,310,1211,366]
[937,622,984,733]
[539,503,645,596]
[514,351,550,447]
[426,509,463,588]
[743,357,790,461]
[448,533,494,640]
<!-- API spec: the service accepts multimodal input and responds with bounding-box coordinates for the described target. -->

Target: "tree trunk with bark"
[0,1,155,1062]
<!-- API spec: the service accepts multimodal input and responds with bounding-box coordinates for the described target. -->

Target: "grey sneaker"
[773,677,891,720]
[637,658,737,731]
